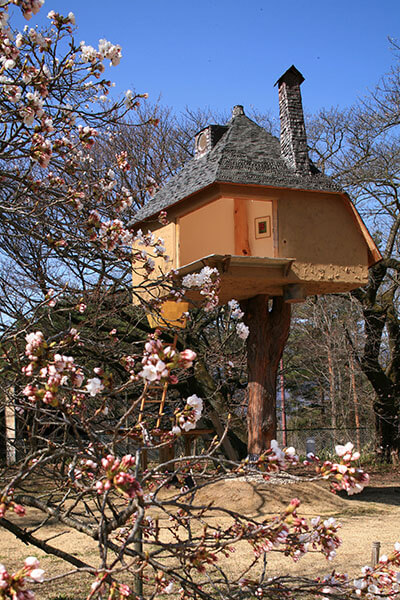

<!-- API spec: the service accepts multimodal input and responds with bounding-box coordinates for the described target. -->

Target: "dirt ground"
[1,469,400,599]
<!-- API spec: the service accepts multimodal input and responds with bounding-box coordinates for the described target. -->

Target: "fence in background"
[275,426,376,456]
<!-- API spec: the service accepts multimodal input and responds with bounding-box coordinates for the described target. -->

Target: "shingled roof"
[129,76,341,227]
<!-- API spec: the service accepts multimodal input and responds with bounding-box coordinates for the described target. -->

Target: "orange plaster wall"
[157,222,177,271]
[179,197,235,266]
[278,191,369,268]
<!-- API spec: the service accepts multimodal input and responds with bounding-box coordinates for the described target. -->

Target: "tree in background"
[283,295,374,452]
[307,44,400,460]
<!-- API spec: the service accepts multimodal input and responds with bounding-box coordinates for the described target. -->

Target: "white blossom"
[164,582,174,594]
[86,377,104,396]
[24,557,39,569]
[146,257,155,271]
[335,442,354,456]
[236,322,249,340]
[80,43,98,63]
[125,89,134,108]
[323,517,337,528]
[180,419,196,432]
[228,299,244,319]
[139,364,158,382]
[186,394,203,419]
[182,266,218,288]
[98,38,122,66]
[3,58,14,69]
[29,568,45,582]
[270,439,285,463]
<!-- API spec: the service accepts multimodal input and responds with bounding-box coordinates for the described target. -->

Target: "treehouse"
[129,66,381,458]
[129,66,380,310]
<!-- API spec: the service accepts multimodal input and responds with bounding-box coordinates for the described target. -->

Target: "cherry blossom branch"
[0,517,94,570]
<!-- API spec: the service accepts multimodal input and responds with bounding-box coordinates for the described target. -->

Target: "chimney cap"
[274,65,305,88]
[231,105,245,118]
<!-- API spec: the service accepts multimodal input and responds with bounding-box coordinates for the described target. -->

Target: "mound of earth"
[193,475,348,517]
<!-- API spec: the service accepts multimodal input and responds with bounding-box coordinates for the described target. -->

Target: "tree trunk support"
[241,295,291,458]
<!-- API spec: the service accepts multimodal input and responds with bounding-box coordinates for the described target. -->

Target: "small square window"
[258,221,267,234]
[255,216,271,239]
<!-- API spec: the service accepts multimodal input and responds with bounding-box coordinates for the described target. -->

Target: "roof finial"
[232,105,245,118]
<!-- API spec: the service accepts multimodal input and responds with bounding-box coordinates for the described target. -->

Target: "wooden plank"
[272,197,279,257]
[143,399,165,404]
[234,198,251,256]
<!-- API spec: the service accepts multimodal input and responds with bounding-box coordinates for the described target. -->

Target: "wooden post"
[134,538,143,597]
[280,359,287,447]
[349,351,361,452]
[371,541,381,568]
[327,345,337,445]
[5,401,16,465]
[242,295,291,458]
[159,441,175,471]
[184,434,192,457]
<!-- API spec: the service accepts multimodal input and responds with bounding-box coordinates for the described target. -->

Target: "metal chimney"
[275,65,310,174]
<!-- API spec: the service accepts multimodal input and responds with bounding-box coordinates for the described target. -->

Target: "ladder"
[137,334,178,469]
[138,378,173,470]
[138,379,169,429]
[137,332,178,429]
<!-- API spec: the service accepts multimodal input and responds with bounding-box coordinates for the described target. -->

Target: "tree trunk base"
[241,295,291,456]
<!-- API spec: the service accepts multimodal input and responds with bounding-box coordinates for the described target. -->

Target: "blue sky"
[12,0,400,121]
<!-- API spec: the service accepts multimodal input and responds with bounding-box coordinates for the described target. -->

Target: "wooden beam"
[234,198,251,256]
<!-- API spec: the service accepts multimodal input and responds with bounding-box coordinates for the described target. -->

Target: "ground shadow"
[337,486,400,506]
